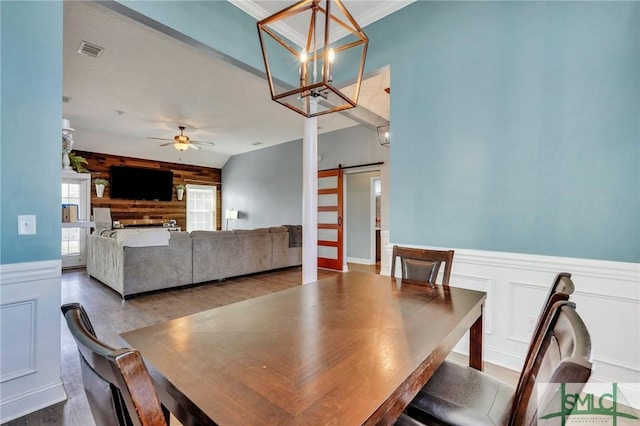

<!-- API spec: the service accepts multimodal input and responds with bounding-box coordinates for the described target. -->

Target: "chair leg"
[162,405,170,425]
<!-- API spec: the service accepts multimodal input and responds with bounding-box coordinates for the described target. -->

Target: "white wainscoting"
[384,243,640,408]
[0,260,66,423]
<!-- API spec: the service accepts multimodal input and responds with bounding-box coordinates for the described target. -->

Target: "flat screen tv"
[110,165,173,201]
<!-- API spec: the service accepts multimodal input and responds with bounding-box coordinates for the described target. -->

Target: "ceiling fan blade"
[159,142,174,147]
[191,140,215,146]
[147,137,173,141]
[188,144,201,151]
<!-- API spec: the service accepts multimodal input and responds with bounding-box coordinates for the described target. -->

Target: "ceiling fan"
[147,126,215,151]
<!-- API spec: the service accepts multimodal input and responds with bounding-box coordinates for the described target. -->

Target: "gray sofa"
[87,226,302,298]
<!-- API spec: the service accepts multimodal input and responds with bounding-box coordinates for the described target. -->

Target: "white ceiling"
[63,1,400,168]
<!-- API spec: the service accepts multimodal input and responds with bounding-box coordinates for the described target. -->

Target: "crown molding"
[229,0,416,46]
[354,0,416,28]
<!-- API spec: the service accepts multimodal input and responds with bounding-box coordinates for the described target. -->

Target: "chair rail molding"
[384,242,640,408]
[0,260,67,423]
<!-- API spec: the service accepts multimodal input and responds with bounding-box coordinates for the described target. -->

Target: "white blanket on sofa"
[115,228,170,247]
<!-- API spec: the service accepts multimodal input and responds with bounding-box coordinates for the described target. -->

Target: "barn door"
[317,169,344,270]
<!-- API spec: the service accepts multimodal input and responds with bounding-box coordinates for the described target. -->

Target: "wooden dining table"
[120,271,486,426]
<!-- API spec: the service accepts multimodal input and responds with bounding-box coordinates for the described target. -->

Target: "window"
[186,184,216,232]
[61,182,82,256]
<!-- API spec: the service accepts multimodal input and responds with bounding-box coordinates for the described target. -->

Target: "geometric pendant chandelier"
[257,0,368,118]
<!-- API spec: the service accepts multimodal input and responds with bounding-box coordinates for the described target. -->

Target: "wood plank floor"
[3,264,518,426]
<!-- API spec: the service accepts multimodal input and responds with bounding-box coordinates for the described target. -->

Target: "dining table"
[120,270,486,426]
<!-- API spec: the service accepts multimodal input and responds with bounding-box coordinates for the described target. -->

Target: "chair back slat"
[391,245,454,286]
[61,303,167,426]
[512,273,575,410]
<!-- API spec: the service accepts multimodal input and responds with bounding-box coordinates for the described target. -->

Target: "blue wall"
[52,1,640,264]
[364,1,640,263]
[1,1,63,264]
[129,1,639,263]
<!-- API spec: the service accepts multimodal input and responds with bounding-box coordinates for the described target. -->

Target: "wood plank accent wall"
[75,150,222,231]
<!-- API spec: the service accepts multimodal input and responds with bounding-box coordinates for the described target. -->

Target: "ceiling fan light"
[174,142,189,151]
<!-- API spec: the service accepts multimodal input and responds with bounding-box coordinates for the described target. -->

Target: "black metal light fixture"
[257,0,368,118]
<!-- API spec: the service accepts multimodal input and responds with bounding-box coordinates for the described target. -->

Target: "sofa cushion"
[269,226,287,233]
[169,231,190,239]
[271,227,302,269]
[192,228,271,283]
[190,230,234,238]
[115,228,170,248]
[122,234,193,296]
[233,228,269,235]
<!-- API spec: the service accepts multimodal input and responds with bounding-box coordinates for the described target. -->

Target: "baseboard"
[346,256,375,265]
[0,381,66,424]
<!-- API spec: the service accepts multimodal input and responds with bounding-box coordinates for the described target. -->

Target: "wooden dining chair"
[399,299,592,426]
[61,303,168,426]
[511,272,574,412]
[391,245,455,286]
[396,272,576,425]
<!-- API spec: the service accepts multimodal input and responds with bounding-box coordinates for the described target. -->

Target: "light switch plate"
[18,215,36,235]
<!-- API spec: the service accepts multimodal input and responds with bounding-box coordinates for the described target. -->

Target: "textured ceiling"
[63,1,396,168]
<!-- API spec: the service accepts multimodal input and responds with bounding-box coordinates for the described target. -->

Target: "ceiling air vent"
[78,41,104,58]
[62,96,72,103]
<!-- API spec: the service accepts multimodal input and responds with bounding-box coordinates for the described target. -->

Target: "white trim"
[385,243,639,282]
[384,242,640,395]
[0,260,66,424]
[354,0,417,29]
[592,355,640,374]
[230,0,417,45]
[451,272,493,335]
[347,256,375,265]
[452,344,524,373]
[0,382,66,424]
[370,177,377,265]
[380,230,390,275]
[454,249,639,282]
[185,184,217,232]
[0,260,60,285]
[0,298,37,382]
[228,0,270,20]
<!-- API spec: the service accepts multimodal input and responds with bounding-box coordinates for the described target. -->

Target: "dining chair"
[61,303,168,426]
[511,272,574,412]
[396,272,575,426]
[391,245,455,286]
[399,299,592,426]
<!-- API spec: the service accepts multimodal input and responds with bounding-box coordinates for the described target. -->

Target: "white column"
[302,99,318,284]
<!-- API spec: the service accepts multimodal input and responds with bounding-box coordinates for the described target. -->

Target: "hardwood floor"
[3,264,517,426]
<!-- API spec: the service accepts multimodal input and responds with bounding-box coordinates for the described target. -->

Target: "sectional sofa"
[86,226,302,298]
